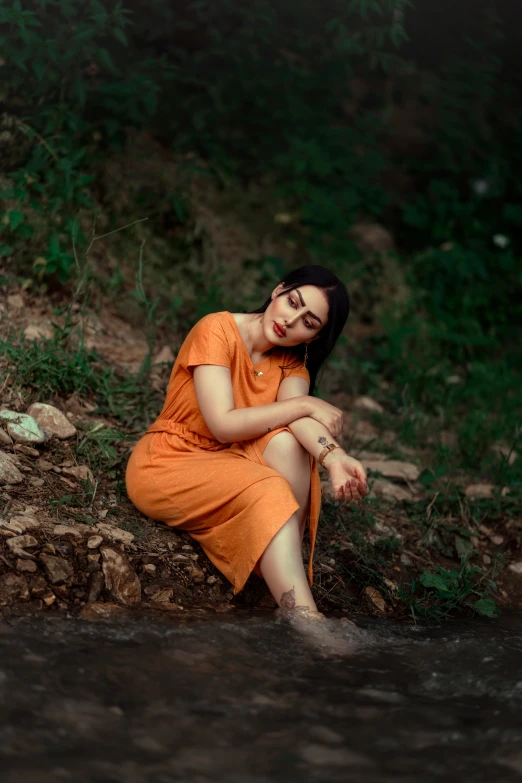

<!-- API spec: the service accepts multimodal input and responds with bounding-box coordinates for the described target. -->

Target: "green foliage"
[400,563,499,621]
[0,0,160,279]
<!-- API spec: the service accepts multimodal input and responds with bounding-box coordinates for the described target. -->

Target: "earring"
[303,343,309,369]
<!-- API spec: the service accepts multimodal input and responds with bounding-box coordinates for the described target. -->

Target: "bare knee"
[264,430,308,465]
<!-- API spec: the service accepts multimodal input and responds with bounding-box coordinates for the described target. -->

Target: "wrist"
[322,447,346,470]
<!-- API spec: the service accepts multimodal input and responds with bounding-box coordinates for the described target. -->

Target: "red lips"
[273,323,286,338]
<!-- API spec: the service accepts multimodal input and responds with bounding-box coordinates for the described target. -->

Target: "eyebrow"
[295,289,322,324]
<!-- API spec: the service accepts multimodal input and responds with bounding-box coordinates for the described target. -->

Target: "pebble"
[95,523,135,545]
[508,562,522,575]
[26,403,77,440]
[142,563,157,574]
[53,524,82,537]
[0,410,45,445]
[0,429,13,446]
[13,444,40,457]
[353,396,384,414]
[39,554,74,585]
[61,465,94,483]
[35,458,53,471]
[6,534,38,558]
[491,535,504,546]
[15,559,37,573]
[0,451,24,484]
[87,535,104,549]
[101,546,142,605]
[363,459,420,482]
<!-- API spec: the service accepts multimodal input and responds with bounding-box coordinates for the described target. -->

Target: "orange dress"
[125,311,321,594]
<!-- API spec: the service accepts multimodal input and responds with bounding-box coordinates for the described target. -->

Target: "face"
[263,283,329,347]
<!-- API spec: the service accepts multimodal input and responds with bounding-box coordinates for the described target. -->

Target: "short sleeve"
[186,314,232,370]
[281,354,310,384]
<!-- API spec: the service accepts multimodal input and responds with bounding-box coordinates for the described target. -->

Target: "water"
[1,610,522,782]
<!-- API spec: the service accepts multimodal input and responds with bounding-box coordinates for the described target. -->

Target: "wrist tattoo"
[318,436,334,447]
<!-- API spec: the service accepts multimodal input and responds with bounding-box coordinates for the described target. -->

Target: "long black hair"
[251,265,350,394]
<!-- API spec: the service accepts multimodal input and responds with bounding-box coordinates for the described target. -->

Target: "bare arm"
[277,376,368,500]
[193,364,312,444]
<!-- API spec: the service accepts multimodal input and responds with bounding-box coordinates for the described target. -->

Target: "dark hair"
[251,265,350,394]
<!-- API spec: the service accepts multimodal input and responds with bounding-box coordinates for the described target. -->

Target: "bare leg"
[260,431,319,614]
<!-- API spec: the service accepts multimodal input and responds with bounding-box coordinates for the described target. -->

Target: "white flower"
[493,234,510,249]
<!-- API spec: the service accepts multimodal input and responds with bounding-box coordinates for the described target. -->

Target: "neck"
[245,313,273,357]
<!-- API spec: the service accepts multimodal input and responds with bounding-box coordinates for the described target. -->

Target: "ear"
[271,282,286,300]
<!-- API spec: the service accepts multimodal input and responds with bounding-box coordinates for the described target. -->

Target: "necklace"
[253,370,263,377]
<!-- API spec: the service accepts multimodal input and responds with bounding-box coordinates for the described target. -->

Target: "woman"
[126,265,368,619]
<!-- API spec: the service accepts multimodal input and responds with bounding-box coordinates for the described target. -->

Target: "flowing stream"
[1,611,522,782]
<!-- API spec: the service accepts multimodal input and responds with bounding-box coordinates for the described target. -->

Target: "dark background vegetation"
[0,0,521,615]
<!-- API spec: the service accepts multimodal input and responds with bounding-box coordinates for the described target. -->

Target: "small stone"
[53,524,82,538]
[508,562,522,575]
[0,410,45,445]
[152,345,175,365]
[142,563,157,575]
[492,444,518,465]
[151,588,173,603]
[101,546,142,605]
[7,534,38,558]
[61,465,93,483]
[370,478,414,502]
[465,483,495,499]
[39,554,74,585]
[0,450,24,484]
[96,523,135,545]
[23,322,54,341]
[26,403,77,440]
[363,585,387,613]
[13,444,40,457]
[87,535,104,549]
[7,294,24,310]
[29,478,44,487]
[364,459,420,483]
[490,535,504,546]
[87,571,105,603]
[30,574,49,598]
[42,592,56,607]
[8,515,41,532]
[79,602,129,620]
[0,573,30,603]
[0,429,13,446]
[206,575,218,585]
[353,396,384,415]
[16,558,38,573]
[483,554,491,565]
[35,458,53,471]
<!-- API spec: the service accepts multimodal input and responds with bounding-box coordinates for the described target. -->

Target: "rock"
[0,573,30,603]
[364,459,420,482]
[16,558,37,573]
[508,562,522,575]
[30,574,49,598]
[61,465,94,483]
[465,483,495,499]
[87,535,104,549]
[0,411,45,445]
[13,443,40,457]
[483,554,491,565]
[39,554,74,585]
[490,535,504,546]
[0,428,13,446]
[370,478,414,502]
[23,321,54,341]
[52,524,82,538]
[87,571,105,603]
[151,588,174,603]
[96,523,135,545]
[363,585,387,613]
[26,403,77,440]
[7,293,24,310]
[142,563,157,574]
[42,591,57,607]
[353,396,384,415]
[0,450,24,484]
[29,478,44,487]
[6,534,38,559]
[492,444,517,465]
[152,345,175,365]
[101,546,141,605]
[9,515,42,532]
[79,602,129,620]
[206,575,219,585]
[35,458,53,471]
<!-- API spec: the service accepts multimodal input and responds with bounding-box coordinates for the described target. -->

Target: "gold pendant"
[254,370,263,377]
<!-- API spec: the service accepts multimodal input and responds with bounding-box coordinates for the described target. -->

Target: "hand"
[306,398,343,438]
[323,450,369,503]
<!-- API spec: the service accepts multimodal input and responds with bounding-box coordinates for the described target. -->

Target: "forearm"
[287,416,341,463]
[218,396,311,444]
